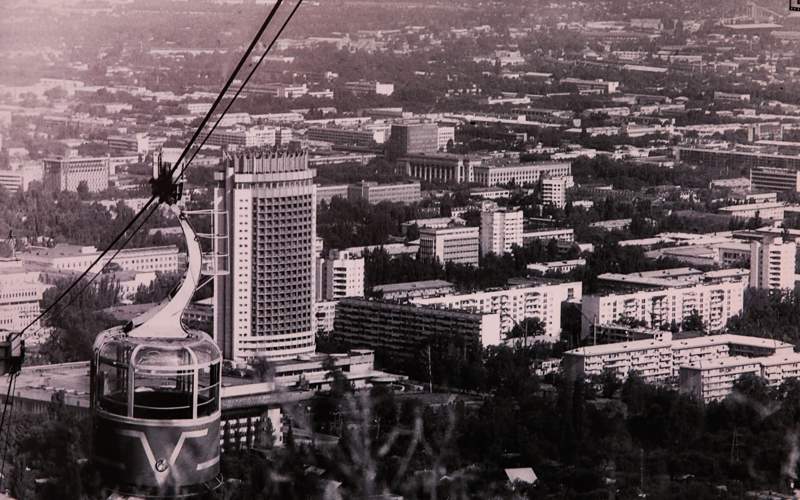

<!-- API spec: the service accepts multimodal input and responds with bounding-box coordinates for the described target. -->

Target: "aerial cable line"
[10,0,293,342]
[22,0,306,340]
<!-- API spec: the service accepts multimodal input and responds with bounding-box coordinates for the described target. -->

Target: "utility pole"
[639,448,645,495]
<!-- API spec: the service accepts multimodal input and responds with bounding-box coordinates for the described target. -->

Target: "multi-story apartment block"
[43,156,110,192]
[750,236,796,290]
[473,161,571,187]
[679,354,799,403]
[316,250,364,301]
[21,244,181,273]
[213,149,316,361]
[347,181,422,205]
[564,339,674,383]
[480,208,523,256]
[565,332,794,391]
[333,298,501,364]
[205,126,277,149]
[419,226,480,266]
[541,176,574,208]
[411,281,583,343]
[581,274,745,338]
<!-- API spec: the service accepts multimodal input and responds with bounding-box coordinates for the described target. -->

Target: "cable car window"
[197,362,220,417]
[96,360,128,416]
[133,369,194,419]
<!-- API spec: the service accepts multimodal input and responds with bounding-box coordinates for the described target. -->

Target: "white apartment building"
[480,209,523,256]
[473,162,571,187]
[411,281,583,343]
[21,244,182,273]
[541,176,574,208]
[213,150,317,361]
[0,263,50,332]
[565,332,794,390]
[316,250,365,301]
[205,126,277,149]
[680,355,783,403]
[419,226,480,267]
[564,339,673,383]
[750,236,796,290]
[581,279,745,338]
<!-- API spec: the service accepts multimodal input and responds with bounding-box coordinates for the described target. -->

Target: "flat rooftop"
[372,280,454,293]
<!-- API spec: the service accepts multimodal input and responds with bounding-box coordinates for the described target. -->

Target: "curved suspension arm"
[126,205,201,338]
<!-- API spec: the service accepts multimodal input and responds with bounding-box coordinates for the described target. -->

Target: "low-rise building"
[347,181,421,205]
[522,228,575,244]
[718,202,786,221]
[371,279,455,301]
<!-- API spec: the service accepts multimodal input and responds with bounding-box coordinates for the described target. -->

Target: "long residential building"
[333,298,501,364]
[565,331,794,387]
[680,351,800,403]
[411,281,583,343]
[580,275,746,338]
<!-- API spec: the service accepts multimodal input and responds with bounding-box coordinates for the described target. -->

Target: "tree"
[76,181,90,200]
[681,309,705,333]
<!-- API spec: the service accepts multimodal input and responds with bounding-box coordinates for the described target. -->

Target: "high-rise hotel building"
[213,149,317,361]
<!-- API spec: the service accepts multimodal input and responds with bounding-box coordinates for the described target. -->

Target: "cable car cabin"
[91,328,222,497]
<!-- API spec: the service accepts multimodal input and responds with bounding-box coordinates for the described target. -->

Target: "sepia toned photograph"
[2,0,800,498]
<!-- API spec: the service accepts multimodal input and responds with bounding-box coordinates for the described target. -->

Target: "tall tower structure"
[214,149,317,361]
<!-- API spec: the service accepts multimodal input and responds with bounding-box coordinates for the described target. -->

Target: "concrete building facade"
[480,208,523,256]
[213,150,317,361]
[419,226,480,266]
